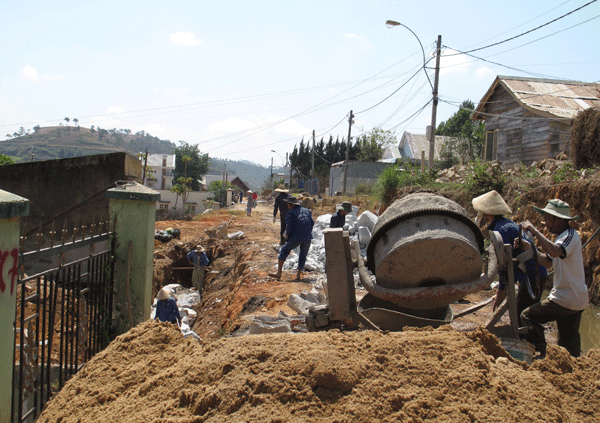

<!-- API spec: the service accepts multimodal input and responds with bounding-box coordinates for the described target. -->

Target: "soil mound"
[38,320,600,422]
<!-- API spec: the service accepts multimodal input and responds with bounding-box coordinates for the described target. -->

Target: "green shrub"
[553,162,579,183]
[374,165,401,204]
[464,160,505,197]
[355,182,373,195]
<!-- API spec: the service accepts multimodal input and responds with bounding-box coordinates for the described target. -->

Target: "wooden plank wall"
[481,85,572,166]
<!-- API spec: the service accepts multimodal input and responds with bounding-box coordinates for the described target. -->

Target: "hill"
[0,126,176,161]
[1,126,282,191]
[208,158,286,191]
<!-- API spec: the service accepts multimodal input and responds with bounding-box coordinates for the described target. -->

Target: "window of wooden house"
[159,202,169,210]
[483,130,498,161]
[188,204,196,213]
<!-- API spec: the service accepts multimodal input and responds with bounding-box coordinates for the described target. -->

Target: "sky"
[1,0,599,167]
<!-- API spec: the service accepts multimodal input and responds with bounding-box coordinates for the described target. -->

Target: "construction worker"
[273,184,289,245]
[472,190,547,324]
[187,245,210,291]
[269,196,314,281]
[518,199,588,357]
[330,201,352,228]
[155,287,182,326]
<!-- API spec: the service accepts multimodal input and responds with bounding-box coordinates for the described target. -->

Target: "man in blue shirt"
[472,190,547,326]
[330,201,352,228]
[187,245,210,291]
[269,196,314,281]
[155,287,182,325]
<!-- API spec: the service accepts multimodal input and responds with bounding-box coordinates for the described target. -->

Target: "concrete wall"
[155,189,210,214]
[329,161,394,195]
[0,152,141,230]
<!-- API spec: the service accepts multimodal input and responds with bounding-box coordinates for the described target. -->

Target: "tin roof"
[473,76,600,121]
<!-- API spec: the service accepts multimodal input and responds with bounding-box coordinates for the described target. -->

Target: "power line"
[444,0,597,57]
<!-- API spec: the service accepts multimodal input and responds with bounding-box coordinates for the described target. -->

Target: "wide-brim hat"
[284,196,300,206]
[533,199,579,221]
[472,190,511,215]
[341,201,352,213]
[247,190,253,193]
[196,245,204,251]
[157,287,170,301]
[274,184,289,193]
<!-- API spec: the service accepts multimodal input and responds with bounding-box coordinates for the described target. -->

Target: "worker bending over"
[269,196,314,281]
[155,287,182,326]
[330,201,352,228]
[472,190,547,325]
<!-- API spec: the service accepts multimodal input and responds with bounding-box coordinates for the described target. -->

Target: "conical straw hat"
[472,190,511,215]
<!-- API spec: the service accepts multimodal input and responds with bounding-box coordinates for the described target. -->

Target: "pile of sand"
[38,320,600,422]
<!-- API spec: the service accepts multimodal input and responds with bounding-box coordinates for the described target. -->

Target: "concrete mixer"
[306,192,502,332]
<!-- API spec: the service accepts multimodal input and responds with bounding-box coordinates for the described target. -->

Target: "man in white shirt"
[518,199,588,357]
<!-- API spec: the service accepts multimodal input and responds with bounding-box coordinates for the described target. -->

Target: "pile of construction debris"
[282,205,379,273]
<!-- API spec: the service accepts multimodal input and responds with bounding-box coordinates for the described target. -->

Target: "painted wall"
[0,152,141,229]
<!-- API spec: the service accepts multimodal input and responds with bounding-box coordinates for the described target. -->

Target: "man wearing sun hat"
[268,195,314,281]
[330,201,353,228]
[187,245,210,291]
[273,184,289,245]
[472,190,547,321]
[518,199,588,357]
[155,287,182,326]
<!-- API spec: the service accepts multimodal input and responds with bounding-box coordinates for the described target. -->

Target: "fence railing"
[12,228,116,423]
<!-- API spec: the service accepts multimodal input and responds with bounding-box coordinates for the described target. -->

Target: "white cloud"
[22,65,40,82]
[346,33,366,42]
[475,66,495,78]
[170,32,203,47]
[439,48,473,76]
[42,74,68,82]
[21,65,67,83]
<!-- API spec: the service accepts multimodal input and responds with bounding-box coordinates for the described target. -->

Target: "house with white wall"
[143,154,175,190]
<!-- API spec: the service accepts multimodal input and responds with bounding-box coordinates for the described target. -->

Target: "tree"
[0,154,14,165]
[181,155,192,212]
[436,100,484,166]
[64,117,70,126]
[354,127,396,162]
[173,142,209,191]
[208,180,233,207]
[170,183,184,209]
[33,125,40,133]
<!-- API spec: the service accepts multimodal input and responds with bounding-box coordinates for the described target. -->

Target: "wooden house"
[398,131,452,161]
[472,76,600,166]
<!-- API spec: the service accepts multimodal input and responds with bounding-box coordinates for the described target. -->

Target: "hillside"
[1,126,277,189]
[0,126,176,161]
[208,158,286,191]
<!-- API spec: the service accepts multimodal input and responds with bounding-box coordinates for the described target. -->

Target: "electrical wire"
[444,0,597,56]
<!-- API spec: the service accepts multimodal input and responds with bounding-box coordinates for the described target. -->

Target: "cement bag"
[249,315,291,334]
[287,289,326,315]
[358,226,371,247]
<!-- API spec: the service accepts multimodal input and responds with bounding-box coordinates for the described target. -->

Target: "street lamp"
[386,20,441,171]
[385,20,432,90]
[271,150,285,167]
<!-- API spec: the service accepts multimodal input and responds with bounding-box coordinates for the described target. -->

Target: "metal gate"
[12,228,116,423]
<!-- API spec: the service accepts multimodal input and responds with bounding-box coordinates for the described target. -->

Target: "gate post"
[106,182,159,335]
[0,189,29,422]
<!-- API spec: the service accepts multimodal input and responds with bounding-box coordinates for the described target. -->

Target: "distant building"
[142,154,175,190]
[398,132,452,161]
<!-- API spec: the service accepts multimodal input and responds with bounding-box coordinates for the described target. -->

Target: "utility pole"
[270,156,273,187]
[428,35,442,171]
[142,148,148,185]
[311,129,315,180]
[342,110,354,194]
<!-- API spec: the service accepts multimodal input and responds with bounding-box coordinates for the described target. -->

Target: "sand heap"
[38,320,600,423]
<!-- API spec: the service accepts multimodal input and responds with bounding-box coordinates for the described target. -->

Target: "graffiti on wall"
[0,248,19,295]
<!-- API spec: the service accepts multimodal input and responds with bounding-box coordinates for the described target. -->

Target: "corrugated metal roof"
[474,76,600,120]
[399,132,453,160]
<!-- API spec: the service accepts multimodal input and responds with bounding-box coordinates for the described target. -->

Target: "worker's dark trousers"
[279,219,287,246]
[521,299,583,357]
